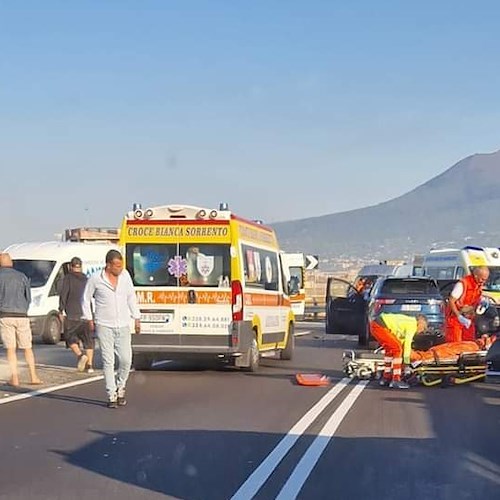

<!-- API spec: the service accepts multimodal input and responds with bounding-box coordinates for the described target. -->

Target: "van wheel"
[243,336,260,372]
[133,354,153,371]
[42,315,61,344]
[281,323,295,360]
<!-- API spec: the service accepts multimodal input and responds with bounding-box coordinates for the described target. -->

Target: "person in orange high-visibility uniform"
[370,313,428,389]
[446,267,489,343]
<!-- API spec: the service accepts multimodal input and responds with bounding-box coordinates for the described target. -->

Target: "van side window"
[455,267,465,279]
[49,263,69,296]
[242,245,279,291]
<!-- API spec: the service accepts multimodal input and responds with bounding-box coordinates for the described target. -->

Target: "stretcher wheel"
[356,367,373,380]
[440,375,454,388]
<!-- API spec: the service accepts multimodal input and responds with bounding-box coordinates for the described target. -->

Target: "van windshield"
[12,259,56,288]
[126,243,231,287]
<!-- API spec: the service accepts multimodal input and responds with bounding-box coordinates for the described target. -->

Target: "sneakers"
[86,367,95,374]
[107,398,118,409]
[390,380,410,390]
[77,354,88,372]
[117,388,127,407]
[379,378,391,387]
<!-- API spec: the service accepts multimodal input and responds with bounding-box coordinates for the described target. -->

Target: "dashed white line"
[0,375,104,405]
[230,378,351,500]
[276,380,368,499]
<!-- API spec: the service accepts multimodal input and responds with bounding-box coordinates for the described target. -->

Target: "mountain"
[273,150,500,263]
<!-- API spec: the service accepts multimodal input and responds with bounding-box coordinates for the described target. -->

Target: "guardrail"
[304,304,325,321]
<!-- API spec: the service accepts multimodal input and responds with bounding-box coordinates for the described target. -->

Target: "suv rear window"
[380,280,438,295]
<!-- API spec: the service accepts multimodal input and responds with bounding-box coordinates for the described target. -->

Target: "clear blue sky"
[1,0,499,246]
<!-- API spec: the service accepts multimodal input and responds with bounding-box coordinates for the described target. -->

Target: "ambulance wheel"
[281,323,295,360]
[42,315,61,344]
[243,336,260,372]
[133,354,153,371]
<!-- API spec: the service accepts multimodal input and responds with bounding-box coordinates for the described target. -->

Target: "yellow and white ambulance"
[120,203,295,371]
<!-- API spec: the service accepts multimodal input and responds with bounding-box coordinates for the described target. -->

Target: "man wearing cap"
[59,257,94,372]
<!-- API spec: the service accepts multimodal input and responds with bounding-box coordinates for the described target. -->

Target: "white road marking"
[276,380,368,499]
[293,330,312,337]
[230,378,351,500]
[0,375,104,406]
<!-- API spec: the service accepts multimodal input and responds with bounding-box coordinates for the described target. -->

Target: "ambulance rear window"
[126,243,231,287]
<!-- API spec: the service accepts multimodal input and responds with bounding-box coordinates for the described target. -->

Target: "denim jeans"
[96,325,132,399]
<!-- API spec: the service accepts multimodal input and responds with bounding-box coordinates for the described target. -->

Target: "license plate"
[401,304,421,312]
[141,312,173,323]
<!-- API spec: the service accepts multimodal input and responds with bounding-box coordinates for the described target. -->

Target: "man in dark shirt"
[59,257,94,372]
[0,253,42,387]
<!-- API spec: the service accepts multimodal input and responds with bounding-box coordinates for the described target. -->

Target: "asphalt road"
[0,323,499,500]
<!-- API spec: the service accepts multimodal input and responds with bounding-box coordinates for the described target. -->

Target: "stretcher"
[343,347,488,387]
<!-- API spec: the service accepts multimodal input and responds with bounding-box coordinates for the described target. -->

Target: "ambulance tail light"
[232,280,244,321]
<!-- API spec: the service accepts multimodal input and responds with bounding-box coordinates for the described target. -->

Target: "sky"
[1,0,500,247]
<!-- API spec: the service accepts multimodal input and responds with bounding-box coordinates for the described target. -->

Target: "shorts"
[64,319,94,350]
[0,317,32,349]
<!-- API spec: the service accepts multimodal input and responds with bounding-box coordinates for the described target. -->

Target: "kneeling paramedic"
[370,313,428,389]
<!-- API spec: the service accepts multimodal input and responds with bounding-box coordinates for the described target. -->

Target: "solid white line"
[230,378,351,500]
[293,330,312,337]
[0,375,104,405]
[276,380,368,500]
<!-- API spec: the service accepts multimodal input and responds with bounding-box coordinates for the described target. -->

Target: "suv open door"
[325,277,366,335]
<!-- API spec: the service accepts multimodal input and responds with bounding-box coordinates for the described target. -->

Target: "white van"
[3,241,118,344]
[422,246,500,301]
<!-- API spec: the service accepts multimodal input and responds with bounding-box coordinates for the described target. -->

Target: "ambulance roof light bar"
[127,204,231,221]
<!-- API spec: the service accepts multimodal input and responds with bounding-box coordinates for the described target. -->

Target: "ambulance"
[422,246,500,303]
[120,203,295,371]
[280,252,306,320]
[3,241,118,344]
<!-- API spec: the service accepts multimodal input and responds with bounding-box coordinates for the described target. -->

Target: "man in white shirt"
[82,249,140,408]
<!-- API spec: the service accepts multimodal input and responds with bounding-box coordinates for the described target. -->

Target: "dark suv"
[326,276,445,346]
